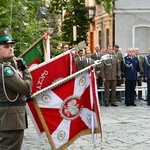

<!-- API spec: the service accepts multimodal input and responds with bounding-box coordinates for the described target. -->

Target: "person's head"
[85,50,91,58]
[126,48,134,57]
[107,46,113,54]
[101,48,106,54]
[114,45,119,53]
[0,28,15,61]
[134,48,139,56]
[63,44,69,52]
[94,44,100,53]
[78,49,84,57]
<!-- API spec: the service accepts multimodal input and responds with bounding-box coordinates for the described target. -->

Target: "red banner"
[34,70,101,149]
[27,51,76,134]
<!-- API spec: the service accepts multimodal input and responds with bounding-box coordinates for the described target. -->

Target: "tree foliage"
[96,0,117,17]
[61,0,89,45]
[0,0,59,55]
[0,0,116,56]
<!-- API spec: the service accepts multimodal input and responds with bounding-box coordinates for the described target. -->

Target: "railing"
[97,85,147,105]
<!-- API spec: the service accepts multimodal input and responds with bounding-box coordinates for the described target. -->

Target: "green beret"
[0,28,14,45]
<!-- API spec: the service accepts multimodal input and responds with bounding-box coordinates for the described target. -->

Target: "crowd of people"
[74,45,150,107]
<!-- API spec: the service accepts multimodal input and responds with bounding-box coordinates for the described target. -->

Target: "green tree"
[0,0,60,56]
[96,0,117,17]
[61,0,89,45]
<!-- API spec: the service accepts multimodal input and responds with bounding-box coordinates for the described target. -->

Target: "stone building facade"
[88,0,150,54]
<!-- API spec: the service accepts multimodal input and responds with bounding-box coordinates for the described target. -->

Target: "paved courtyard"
[22,96,150,150]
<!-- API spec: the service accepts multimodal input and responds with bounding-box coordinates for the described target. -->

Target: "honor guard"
[100,46,121,107]
[121,48,141,106]
[0,28,32,149]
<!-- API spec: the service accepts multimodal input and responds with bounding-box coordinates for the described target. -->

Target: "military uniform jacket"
[143,55,150,79]
[121,56,140,80]
[114,52,123,63]
[100,55,121,80]
[0,58,32,131]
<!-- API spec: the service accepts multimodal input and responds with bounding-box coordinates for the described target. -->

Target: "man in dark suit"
[121,48,141,106]
[75,49,85,71]
[91,45,104,105]
[81,50,95,68]
[91,45,104,88]
[91,45,102,60]
[113,45,123,100]
[143,51,150,105]
[134,48,144,100]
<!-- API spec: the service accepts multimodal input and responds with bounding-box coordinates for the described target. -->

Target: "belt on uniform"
[0,101,26,107]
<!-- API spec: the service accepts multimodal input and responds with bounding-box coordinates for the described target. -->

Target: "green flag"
[19,35,45,67]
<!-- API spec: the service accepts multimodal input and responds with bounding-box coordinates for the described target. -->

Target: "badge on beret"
[4,66,15,76]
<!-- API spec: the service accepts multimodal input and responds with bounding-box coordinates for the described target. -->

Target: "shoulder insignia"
[4,66,15,76]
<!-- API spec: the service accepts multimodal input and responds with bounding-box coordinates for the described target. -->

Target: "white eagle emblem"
[60,96,83,120]
[64,100,79,117]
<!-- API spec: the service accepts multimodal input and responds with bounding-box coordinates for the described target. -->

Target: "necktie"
[87,58,90,65]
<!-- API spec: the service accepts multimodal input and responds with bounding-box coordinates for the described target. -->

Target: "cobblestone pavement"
[22,98,150,150]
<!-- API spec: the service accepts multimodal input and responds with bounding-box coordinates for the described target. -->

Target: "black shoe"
[111,104,118,107]
[147,103,150,106]
[105,104,109,107]
[126,104,130,106]
[131,104,137,106]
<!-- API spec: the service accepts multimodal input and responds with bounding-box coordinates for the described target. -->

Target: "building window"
[106,28,109,48]
[99,30,102,48]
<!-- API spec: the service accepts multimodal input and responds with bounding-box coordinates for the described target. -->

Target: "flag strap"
[91,66,103,140]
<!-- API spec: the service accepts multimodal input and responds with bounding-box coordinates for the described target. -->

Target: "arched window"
[106,28,109,48]
[99,30,102,48]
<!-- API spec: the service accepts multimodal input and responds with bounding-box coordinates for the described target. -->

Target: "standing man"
[81,50,95,68]
[101,46,121,107]
[113,45,123,100]
[134,48,144,100]
[143,50,150,105]
[75,49,85,71]
[91,45,104,105]
[91,44,102,60]
[62,44,69,52]
[91,44,104,88]
[0,28,32,149]
[121,48,141,106]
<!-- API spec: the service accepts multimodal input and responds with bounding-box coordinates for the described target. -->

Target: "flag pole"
[18,33,47,58]
[33,98,57,150]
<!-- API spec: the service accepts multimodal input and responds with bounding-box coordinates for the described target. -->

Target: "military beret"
[0,28,14,45]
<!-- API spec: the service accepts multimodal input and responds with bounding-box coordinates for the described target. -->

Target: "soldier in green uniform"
[0,28,32,149]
